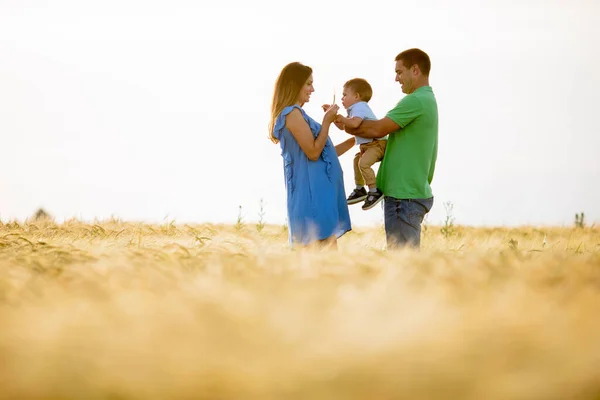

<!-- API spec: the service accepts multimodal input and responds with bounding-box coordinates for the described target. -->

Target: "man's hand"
[345,126,360,135]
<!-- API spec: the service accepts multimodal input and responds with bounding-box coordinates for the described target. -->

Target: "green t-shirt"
[376,86,438,199]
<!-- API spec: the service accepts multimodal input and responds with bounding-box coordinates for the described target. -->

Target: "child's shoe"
[347,187,368,205]
[362,189,384,210]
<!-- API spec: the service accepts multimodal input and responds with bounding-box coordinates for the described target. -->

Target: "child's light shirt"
[347,101,384,145]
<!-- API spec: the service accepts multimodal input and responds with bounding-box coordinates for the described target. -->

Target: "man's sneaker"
[347,187,368,205]
[362,189,384,210]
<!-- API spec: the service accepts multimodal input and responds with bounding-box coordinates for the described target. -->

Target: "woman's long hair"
[269,62,312,144]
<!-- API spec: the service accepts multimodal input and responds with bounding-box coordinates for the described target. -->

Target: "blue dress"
[273,105,352,245]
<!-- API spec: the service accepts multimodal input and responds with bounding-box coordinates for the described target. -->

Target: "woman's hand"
[323,104,339,125]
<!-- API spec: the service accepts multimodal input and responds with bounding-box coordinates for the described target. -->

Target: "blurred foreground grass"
[1,219,599,399]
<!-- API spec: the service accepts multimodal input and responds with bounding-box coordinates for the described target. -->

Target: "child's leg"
[353,151,365,188]
[358,142,386,190]
[378,140,387,158]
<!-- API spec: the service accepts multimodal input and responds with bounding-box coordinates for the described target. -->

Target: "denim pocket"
[384,197,401,221]
[407,199,433,227]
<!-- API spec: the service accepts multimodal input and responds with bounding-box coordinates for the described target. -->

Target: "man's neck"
[412,78,430,92]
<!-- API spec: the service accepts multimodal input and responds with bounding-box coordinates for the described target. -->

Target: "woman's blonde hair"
[268,62,312,144]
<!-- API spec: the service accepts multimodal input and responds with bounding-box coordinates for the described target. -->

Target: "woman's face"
[297,75,314,105]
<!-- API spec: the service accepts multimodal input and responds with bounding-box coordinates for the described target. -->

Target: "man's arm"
[345,117,400,139]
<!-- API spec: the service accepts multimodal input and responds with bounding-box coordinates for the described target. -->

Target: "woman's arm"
[335,137,355,157]
[286,106,339,161]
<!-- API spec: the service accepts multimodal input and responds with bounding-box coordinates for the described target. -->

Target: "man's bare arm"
[345,117,400,139]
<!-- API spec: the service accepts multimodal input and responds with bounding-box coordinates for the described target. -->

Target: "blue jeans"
[384,196,434,249]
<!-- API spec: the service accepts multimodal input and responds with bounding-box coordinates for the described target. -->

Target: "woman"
[269,62,355,248]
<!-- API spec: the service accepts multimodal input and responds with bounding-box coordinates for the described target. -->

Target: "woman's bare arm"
[286,108,335,161]
[335,137,355,157]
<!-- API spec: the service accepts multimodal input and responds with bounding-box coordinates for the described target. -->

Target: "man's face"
[395,60,415,94]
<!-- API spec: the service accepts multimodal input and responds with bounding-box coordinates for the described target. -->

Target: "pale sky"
[1,0,599,227]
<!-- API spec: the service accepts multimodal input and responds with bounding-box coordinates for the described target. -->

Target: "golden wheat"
[0,219,599,399]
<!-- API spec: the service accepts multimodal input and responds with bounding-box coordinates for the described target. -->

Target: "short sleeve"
[273,105,302,140]
[385,95,423,128]
[273,105,321,140]
[349,102,370,120]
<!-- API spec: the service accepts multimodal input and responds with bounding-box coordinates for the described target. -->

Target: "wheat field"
[0,218,599,399]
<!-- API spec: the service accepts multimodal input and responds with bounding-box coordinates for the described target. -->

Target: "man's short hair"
[395,48,431,76]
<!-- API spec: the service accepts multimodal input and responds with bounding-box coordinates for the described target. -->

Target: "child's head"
[342,78,373,109]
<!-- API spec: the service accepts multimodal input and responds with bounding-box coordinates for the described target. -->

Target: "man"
[345,48,438,249]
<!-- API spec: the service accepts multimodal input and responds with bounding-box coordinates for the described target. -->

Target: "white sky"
[1,0,599,227]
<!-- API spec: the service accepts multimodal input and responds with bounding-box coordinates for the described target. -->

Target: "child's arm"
[333,119,345,130]
[336,115,363,129]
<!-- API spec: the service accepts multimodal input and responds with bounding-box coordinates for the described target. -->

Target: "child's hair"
[343,78,373,102]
